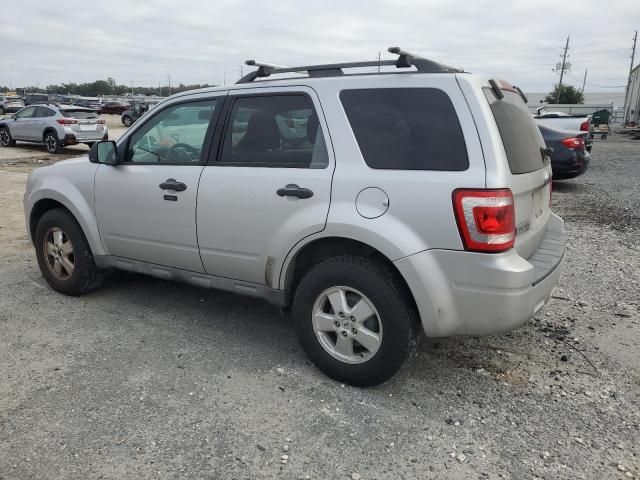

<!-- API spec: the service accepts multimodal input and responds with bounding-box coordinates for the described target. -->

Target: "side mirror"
[89,141,119,165]
[11,114,17,120]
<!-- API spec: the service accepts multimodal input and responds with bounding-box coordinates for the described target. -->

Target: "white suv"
[23,48,564,386]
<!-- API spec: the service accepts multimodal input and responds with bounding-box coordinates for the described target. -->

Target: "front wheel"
[34,209,106,296]
[122,115,132,127]
[0,126,16,147]
[292,255,419,386]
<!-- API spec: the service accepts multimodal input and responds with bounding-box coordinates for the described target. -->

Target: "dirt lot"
[0,134,638,479]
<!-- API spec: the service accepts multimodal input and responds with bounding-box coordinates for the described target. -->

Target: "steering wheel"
[166,143,199,162]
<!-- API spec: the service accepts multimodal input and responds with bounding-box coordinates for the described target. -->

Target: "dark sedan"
[100,102,130,115]
[539,125,590,180]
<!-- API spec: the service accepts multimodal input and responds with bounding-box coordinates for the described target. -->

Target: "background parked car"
[533,108,592,152]
[0,105,108,153]
[539,125,590,179]
[73,98,102,112]
[100,102,129,115]
[121,102,157,126]
[0,95,25,114]
[24,93,49,106]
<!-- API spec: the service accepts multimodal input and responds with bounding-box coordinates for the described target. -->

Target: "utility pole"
[168,73,171,96]
[556,35,570,104]
[581,69,587,93]
[377,52,381,72]
[223,70,226,86]
[623,30,637,124]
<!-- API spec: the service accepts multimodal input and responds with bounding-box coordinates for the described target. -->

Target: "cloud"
[1,0,637,92]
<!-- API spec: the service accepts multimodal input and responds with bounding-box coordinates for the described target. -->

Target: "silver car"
[0,104,108,153]
[22,48,564,386]
[0,94,25,115]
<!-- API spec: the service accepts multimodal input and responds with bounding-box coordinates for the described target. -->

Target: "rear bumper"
[552,151,590,179]
[395,213,565,337]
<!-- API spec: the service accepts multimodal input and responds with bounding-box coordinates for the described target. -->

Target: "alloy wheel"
[45,134,57,153]
[311,286,383,364]
[43,227,75,280]
[0,128,9,146]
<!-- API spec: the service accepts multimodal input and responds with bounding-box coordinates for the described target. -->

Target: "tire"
[0,106,5,115]
[0,126,16,147]
[44,130,63,154]
[34,208,105,296]
[292,255,419,386]
[122,116,132,127]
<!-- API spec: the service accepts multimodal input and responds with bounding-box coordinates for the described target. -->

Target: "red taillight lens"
[580,120,589,131]
[561,137,584,149]
[56,118,77,125]
[453,189,515,253]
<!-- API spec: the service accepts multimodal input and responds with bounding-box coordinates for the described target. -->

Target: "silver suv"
[22,48,564,386]
[0,104,108,153]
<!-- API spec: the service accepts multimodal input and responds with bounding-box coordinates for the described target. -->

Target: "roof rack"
[236,46,463,84]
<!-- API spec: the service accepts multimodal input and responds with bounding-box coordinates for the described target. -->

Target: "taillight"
[580,120,589,131]
[56,118,78,125]
[561,137,584,149]
[453,189,515,253]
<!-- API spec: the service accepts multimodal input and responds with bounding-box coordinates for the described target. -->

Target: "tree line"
[0,78,215,97]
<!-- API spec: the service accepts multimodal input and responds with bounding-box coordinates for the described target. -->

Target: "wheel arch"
[28,188,105,256]
[281,236,418,314]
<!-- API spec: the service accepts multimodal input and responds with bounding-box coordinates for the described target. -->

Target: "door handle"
[159,178,187,192]
[276,184,314,199]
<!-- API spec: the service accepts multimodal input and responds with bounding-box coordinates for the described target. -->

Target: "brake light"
[580,120,589,131]
[56,118,77,125]
[561,137,584,149]
[453,189,515,253]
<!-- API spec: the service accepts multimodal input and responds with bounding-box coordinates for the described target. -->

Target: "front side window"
[15,106,36,119]
[125,100,217,164]
[340,88,468,171]
[219,94,328,168]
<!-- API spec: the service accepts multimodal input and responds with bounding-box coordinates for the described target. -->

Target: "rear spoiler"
[489,79,528,103]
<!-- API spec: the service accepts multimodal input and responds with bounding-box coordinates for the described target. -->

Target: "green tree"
[544,84,584,104]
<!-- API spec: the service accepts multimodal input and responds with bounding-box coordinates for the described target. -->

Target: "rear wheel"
[0,126,16,147]
[292,255,419,386]
[122,115,132,127]
[44,131,63,154]
[34,209,106,296]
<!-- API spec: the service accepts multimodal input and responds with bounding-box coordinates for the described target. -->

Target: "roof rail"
[236,46,463,84]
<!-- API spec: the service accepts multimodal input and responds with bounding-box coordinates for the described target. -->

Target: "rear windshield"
[484,88,547,174]
[340,88,468,171]
[62,109,99,119]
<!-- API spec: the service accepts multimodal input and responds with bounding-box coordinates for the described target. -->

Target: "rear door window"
[484,88,547,174]
[340,88,468,171]
[218,94,328,169]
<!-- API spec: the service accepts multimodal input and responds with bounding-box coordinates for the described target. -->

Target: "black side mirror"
[89,141,119,165]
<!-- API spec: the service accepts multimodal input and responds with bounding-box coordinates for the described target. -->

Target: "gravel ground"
[0,137,638,479]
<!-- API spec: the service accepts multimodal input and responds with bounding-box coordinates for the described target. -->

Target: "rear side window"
[340,88,468,171]
[484,88,547,174]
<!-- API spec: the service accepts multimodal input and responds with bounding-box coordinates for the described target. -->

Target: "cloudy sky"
[1,0,638,94]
